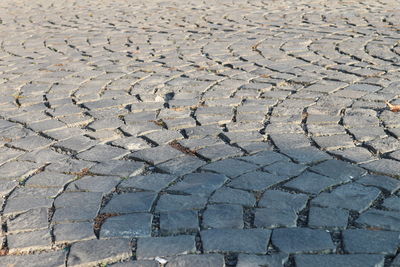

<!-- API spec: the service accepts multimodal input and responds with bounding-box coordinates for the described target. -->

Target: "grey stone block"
[54,222,96,243]
[160,210,199,235]
[7,208,48,233]
[156,156,206,175]
[228,171,287,191]
[263,161,307,177]
[136,235,196,259]
[169,172,227,197]
[203,204,243,229]
[68,238,132,266]
[102,192,157,213]
[356,209,400,231]
[311,183,381,212]
[308,207,349,229]
[237,253,289,267]
[361,159,400,177]
[120,173,176,192]
[201,158,258,178]
[210,187,256,206]
[271,228,335,253]
[101,213,152,238]
[284,171,339,194]
[0,250,66,267]
[310,159,366,182]
[166,254,225,267]
[295,254,384,267]
[343,229,400,255]
[156,194,208,212]
[254,207,298,228]
[382,196,400,211]
[356,174,400,194]
[129,145,184,165]
[201,229,271,253]
[7,229,52,253]
[67,175,120,193]
[259,190,308,212]
[89,160,146,177]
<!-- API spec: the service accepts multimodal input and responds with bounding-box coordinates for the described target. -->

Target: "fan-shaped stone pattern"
[0,0,399,265]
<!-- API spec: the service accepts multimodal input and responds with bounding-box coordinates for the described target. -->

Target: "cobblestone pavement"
[0,0,400,266]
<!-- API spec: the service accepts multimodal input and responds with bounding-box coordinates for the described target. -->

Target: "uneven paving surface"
[0,0,400,266]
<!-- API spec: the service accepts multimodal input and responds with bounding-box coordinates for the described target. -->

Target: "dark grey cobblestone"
[0,0,400,264]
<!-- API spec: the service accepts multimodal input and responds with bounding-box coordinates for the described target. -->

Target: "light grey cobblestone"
[0,0,399,264]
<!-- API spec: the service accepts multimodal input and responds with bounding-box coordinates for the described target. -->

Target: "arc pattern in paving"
[0,0,399,266]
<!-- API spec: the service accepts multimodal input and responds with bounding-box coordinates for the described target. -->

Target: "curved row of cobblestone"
[0,0,399,266]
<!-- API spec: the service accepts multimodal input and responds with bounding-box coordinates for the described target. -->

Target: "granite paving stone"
[100,213,153,238]
[311,183,381,212]
[356,209,400,231]
[136,235,196,259]
[236,253,289,267]
[168,172,227,197]
[0,0,399,264]
[308,207,349,229]
[166,254,225,267]
[294,254,385,267]
[68,238,132,266]
[102,192,157,214]
[119,173,176,192]
[160,210,199,235]
[203,204,244,229]
[156,194,208,212]
[201,229,271,253]
[53,222,96,244]
[0,251,66,267]
[342,229,400,255]
[271,228,336,254]
[201,158,258,178]
[210,187,256,206]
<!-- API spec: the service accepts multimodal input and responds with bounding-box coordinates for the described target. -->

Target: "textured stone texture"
[0,0,399,265]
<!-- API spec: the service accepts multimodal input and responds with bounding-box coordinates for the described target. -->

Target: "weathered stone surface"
[210,187,256,206]
[236,253,289,267]
[166,254,225,267]
[119,173,177,192]
[102,192,157,213]
[259,190,308,212]
[356,174,400,194]
[271,228,336,253]
[201,229,271,253]
[356,209,400,231]
[342,229,400,255]
[308,207,349,229]
[311,183,381,212]
[7,229,52,252]
[156,194,208,212]
[255,207,298,228]
[294,254,385,267]
[68,238,132,266]
[228,171,286,191]
[168,172,227,196]
[54,222,96,243]
[160,210,199,235]
[0,251,66,267]
[284,171,338,194]
[101,213,153,238]
[136,235,196,259]
[310,159,366,182]
[203,204,243,229]
[1,0,400,264]
[201,158,258,177]
[7,207,48,232]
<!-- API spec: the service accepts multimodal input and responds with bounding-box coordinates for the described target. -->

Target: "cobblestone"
[0,0,400,264]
